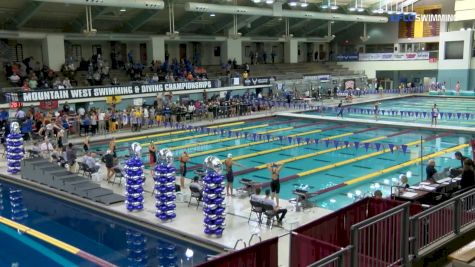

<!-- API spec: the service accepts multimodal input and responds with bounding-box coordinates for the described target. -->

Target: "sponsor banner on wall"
[14,81,219,102]
[358,52,430,61]
[243,76,276,86]
[336,54,359,61]
[303,74,331,81]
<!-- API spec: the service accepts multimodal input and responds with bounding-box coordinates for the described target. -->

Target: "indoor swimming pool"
[0,180,216,266]
[306,96,475,127]
[90,115,472,211]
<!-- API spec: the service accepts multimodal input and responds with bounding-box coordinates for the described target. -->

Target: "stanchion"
[202,156,226,237]
[153,148,177,221]
[125,142,145,212]
[6,122,24,175]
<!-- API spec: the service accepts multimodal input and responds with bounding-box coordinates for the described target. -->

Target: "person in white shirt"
[63,78,72,89]
[98,110,105,134]
[188,104,195,113]
[15,109,26,120]
[143,107,149,128]
[262,189,287,224]
[9,74,20,84]
[78,107,85,116]
[40,138,54,158]
[82,152,100,172]
[250,187,263,203]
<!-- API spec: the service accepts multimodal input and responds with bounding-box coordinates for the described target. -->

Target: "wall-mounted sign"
[303,74,331,81]
[359,52,430,61]
[243,77,276,86]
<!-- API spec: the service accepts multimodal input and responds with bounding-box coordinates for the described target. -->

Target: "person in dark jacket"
[66,143,77,167]
[460,159,475,190]
[102,149,115,182]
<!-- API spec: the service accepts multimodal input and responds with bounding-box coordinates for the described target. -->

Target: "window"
[444,41,464,59]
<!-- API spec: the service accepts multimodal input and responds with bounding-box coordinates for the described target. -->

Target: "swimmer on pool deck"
[179,151,190,190]
[224,153,244,197]
[431,104,439,127]
[268,162,284,207]
[374,102,380,120]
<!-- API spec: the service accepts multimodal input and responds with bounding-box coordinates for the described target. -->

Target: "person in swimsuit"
[431,104,439,127]
[224,154,244,197]
[268,162,284,207]
[83,136,89,153]
[374,102,380,120]
[109,137,117,158]
[336,100,344,118]
[179,151,189,190]
[149,143,157,176]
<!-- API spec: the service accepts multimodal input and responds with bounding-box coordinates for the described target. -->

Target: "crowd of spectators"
[3,57,64,90]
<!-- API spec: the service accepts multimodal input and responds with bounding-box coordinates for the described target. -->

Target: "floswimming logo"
[389,13,456,22]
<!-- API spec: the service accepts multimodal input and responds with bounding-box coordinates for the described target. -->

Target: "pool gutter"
[0,173,228,254]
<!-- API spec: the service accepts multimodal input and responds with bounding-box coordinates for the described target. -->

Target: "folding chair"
[188,186,202,209]
[248,199,263,225]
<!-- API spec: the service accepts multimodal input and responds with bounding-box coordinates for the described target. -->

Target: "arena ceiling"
[0,0,415,38]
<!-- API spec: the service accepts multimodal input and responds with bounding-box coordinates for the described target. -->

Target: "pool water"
[0,180,215,266]
[90,115,473,211]
[305,96,475,127]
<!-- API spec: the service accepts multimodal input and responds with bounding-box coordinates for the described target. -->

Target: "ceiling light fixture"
[300,0,308,8]
[330,0,338,10]
[289,0,298,7]
[357,0,364,12]
[321,0,330,9]
[349,0,356,12]
[265,0,274,4]
[209,13,216,16]
[119,7,126,12]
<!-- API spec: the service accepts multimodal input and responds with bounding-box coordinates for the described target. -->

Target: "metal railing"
[350,202,410,267]
[409,187,475,259]
[308,246,352,267]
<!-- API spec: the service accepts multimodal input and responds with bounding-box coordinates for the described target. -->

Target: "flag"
[401,145,408,153]
[244,132,249,139]
[266,134,271,141]
[364,143,370,151]
[235,132,240,137]
[325,139,330,147]
[296,137,302,144]
[375,143,381,151]
[354,141,360,150]
[465,113,471,120]
[207,128,211,134]
[344,141,349,147]
[279,136,283,142]
[388,143,395,153]
[228,131,232,137]
[334,140,340,148]
[422,112,427,118]
[415,112,419,117]
[314,139,319,145]
[288,137,293,144]
[305,137,311,144]
[448,112,453,119]
[220,129,224,136]
[457,113,461,119]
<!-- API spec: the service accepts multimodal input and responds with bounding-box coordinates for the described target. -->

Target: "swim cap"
[227,154,232,158]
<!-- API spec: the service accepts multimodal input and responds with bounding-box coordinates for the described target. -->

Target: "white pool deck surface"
[3,93,474,267]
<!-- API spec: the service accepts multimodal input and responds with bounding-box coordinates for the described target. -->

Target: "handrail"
[0,216,115,267]
[248,233,262,246]
[350,201,411,230]
[410,187,475,219]
[233,239,247,250]
[307,245,352,267]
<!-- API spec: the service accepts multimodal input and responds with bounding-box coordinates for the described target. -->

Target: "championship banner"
[14,80,219,102]
[359,52,430,61]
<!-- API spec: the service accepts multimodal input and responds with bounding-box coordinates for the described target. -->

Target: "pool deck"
[4,93,437,266]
